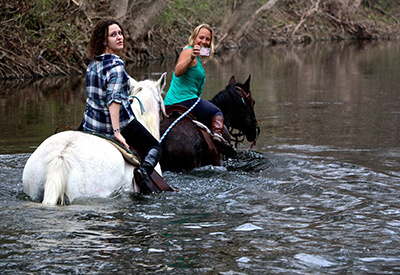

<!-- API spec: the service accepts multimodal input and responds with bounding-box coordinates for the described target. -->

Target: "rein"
[229,85,259,149]
[235,85,254,109]
[161,84,259,149]
[160,97,201,142]
[129,95,146,115]
[229,126,246,148]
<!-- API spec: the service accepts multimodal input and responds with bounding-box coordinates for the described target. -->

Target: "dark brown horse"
[160,75,259,172]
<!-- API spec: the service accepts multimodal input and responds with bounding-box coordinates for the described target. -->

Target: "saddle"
[165,104,218,155]
[166,104,197,120]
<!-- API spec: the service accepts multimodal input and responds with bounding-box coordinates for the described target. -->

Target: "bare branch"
[232,0,278,45]
[291,0,321,39]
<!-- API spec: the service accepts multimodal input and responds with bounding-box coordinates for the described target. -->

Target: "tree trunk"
[125,0,171,42]
[216,1,253,49]
[232,0,278,44]
[111,0,135,19]
[216,0,278,49]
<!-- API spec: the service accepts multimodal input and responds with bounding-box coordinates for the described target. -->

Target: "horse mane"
[210,83,239,107]
[211,75,254,112]
[129,73,167,140]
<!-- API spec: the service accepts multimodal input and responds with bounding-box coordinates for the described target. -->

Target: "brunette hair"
[87,19,126,60]
[186,24,214,62]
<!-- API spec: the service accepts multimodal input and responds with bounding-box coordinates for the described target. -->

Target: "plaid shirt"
[83,54,134,136]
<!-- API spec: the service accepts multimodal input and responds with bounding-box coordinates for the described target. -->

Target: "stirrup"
[212,134,236,157]
[212,133,224,142]
[133,167,153,194]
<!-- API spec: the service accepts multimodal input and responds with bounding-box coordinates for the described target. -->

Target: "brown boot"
[211,115,236,157]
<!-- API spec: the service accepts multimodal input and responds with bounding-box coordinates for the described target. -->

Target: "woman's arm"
[174,45,200,77]
[109,102,130,149]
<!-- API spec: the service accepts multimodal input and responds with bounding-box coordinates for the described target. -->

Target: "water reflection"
[0,76,86,153]
[2,41,399,155]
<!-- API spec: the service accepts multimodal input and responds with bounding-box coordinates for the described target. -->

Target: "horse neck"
[131,89,161,139]
[210,87,236,127]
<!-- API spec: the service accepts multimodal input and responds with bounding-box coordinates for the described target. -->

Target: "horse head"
[211,75,260,146]
[129,73,167,140]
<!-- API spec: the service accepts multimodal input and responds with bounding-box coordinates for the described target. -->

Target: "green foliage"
[157,0,222,27]
[33,0,54,10]
[363,0,400,10]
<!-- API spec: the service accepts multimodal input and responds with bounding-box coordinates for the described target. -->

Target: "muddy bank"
[1,0,399,79]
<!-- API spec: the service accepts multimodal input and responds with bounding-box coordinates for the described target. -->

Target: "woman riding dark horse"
[163,23,236,157]
[160,75,259,172]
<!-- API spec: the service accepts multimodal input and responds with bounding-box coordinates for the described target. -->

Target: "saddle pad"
[80,131,140,166]
[105,140,140,166]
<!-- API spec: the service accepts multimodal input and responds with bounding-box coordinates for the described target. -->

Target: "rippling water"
[1,42,400,273]
[1,150,399,274]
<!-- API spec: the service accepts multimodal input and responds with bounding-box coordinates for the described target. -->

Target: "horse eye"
[253,100,256,105]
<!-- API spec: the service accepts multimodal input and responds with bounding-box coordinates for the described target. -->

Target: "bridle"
[228,85,260,149]
[235,85,254,109]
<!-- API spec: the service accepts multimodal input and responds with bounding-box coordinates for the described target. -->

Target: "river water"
[1,42,400,274]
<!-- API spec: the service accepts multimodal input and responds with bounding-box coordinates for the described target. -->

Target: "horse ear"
[156,72,168,117]
[229,76,236,85]
[244,75,251,91]
[129,75,138,94]
[156,72,167,93]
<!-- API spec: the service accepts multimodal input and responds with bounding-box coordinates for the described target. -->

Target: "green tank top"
[164,47,206,105]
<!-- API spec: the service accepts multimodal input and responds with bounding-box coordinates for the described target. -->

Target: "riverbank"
[1,0,399,79]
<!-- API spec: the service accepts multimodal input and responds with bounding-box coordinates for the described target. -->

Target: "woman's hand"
[114,131,130,149]
[191,45,200,59]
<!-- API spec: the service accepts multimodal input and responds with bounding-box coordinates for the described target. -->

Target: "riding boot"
[133,148,161,194]
[211,115,236,157]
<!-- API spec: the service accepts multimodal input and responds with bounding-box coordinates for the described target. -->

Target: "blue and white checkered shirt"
[83,54,134,136]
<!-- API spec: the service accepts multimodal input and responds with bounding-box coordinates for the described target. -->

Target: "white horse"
[22,73,167,206]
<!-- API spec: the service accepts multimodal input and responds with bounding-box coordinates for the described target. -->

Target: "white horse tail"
[42,149,73,206]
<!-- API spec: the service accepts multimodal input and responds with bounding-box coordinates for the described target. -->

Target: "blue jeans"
[166,98,223,126]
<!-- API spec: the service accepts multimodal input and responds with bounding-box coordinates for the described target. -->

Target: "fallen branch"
[324,12,357,34]
[291,0,321,39]
[373,6,400,25]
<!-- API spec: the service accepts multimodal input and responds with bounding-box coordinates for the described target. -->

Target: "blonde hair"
[185,24,214,63]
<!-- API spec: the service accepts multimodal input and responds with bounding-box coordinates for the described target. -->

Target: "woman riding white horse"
[79,19,162,194]
[22,72,167,205]
[23,18,168,205]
